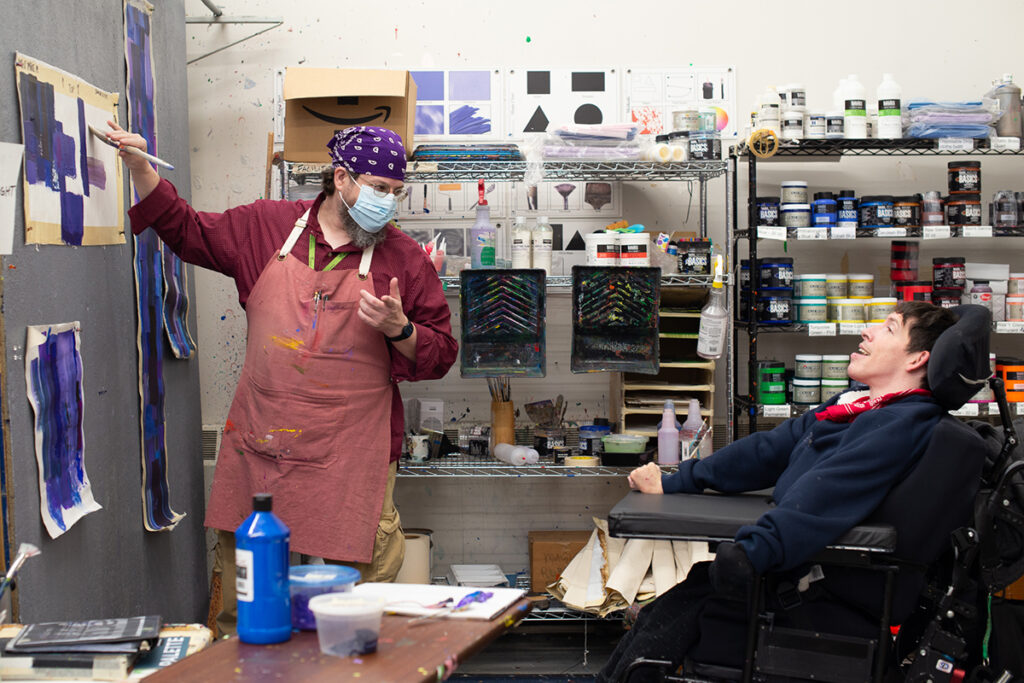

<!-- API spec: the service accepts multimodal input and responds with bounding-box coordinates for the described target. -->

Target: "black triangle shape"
[524,106,550,133]
[566,230,586,250]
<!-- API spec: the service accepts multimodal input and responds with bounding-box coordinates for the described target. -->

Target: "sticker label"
[839,323,867,336]
[996,321,1024,334]
[236,548,254,602]
[844,99,867,115]
[797,228,828,240]
[807,323,837,337]
[878,98,901,116]
[963,225,993,238]
[831,226,856,240]
[877,227,907,237]
[923,225,951,240]
[758,225,787,241]
[950,403,980,417]
[763,404,792,418]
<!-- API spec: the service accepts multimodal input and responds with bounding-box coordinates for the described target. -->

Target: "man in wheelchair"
[599,301,1003,683]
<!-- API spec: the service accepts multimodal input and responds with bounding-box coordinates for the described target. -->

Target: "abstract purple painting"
[14,53,125,246]
[25,323,101,539]
[126,0,185,531]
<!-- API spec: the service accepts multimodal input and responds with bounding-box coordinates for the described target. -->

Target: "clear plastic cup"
[309,593,386,657]
[289,565,360,630]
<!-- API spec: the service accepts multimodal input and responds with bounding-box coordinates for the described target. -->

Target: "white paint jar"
[585,232,619,266]
[806,113,827,139]
[847,274,875,298]
[825,111,845,139]
[792,379,821,405]
[781,203,811,228]
[780,181,808,204]
[795,274,827,298]
[866,297,897,323]
[781,110,805,141]
[794,354,823,379]
[825,274,849,298]
[615,233,650,267]
[821,355,851,379]
[795,297,828,323]
[836,298,866,322]
[821,378,851,398]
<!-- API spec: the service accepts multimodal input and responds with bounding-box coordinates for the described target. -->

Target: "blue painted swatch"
[449,71,490,101]
[410,70,444,101]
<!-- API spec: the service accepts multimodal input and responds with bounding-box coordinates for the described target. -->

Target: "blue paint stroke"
[127,1,185,531]
[162,248,196,358]
[449,105,491,135]
[77,98,90,197]
[29,328,86,532]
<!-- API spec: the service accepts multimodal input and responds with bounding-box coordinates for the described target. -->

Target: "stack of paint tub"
[757,257,794,325]
[757,361,787,405]
[780,181,810,232]
[932,256,966,310]
[890,240,931,304]
[793,273,827,323]
[793,354,851,406]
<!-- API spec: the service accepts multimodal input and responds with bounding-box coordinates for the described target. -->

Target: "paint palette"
[460,270,546,378]
[570,266,660,374]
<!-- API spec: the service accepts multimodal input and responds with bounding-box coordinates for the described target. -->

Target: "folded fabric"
[905,123,993,139]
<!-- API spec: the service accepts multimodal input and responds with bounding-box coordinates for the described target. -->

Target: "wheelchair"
[609,305,1024,683]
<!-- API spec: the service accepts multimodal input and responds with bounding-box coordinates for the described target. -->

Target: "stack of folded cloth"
[543,124,642,160]
[904,101,1000,139]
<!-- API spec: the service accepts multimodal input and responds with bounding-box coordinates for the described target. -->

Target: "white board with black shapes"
[507,68,621,135]
[624,66,738,138]
[510,180,621,217]
[409,69,504,141]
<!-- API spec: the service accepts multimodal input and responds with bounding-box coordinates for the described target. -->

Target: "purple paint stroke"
[162,247,195,358]
[18,73,55,188]
[52,121,77,180]
[30,328,86,532]
[85,158,107,190]
[410,70,444,101]
[59,178,84,246]
[77,98,90,197]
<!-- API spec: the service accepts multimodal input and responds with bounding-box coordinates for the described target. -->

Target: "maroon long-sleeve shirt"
[128,179,457,461]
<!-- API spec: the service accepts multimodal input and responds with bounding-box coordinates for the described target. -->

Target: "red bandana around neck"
[815,388,933,423]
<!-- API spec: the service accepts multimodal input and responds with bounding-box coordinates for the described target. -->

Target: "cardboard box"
[528,530,593,593]
[283,68,416,163]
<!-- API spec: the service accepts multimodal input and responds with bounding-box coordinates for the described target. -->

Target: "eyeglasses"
[355,175,408,202]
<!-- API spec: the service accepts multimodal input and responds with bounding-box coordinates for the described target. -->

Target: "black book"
[6,616,161,654]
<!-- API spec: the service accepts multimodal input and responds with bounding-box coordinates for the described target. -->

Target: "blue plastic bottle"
[236,493,292,644]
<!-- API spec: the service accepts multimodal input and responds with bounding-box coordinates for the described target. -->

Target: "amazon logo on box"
[283,67,417,163]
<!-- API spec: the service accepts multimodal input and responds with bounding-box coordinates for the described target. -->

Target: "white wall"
[183,0,1024,572]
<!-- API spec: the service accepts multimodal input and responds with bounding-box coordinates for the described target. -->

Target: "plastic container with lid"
[866,297,897,322]
[794,354,823,379]
[759,380,787,405]
[821,378,851,395]
[806,113,827,139]
[795,297,828,322]
[795,274,827,298]
[602,434,649,453]
[781,203,811,228]
[836,191,859,228]
[781,180,808,204]
[825,274,848,299]
[947,193,982,228]
[932,257,966,290]
[890,241,920,281]
[792,379,822,405]
[895,281,933,302]
[760,258,794,288]
[781,109,805,141]
[812,192,838,226]
[290,565,361,630]
[821,355,851,380]
[756,197,781,226]
[933,289,963,310]
[578,422,612,456]
[1010,273,1024,295]
[858,196,894,227]
[970,281,993,311]
[309,592,386,657]
[617,232,650,266]
[847,274,874,298]
[921,191,945,225]
[688,131,721,160]
[825,111,845,139]
[836,299,866,322]
[893,195,922,228]
[1006,294,1024,321]
[679,239,712,275]
[757,290,793,324]
[948,161,981,195]
[585,232,619,266]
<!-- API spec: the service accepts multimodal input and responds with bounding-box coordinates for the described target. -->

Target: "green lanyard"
[309,233,349,272]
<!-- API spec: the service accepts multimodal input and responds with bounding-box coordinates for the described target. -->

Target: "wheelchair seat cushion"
[927,304,992,410]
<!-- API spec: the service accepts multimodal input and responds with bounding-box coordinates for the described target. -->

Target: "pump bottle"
[696,255,728,359]
[657,400,680,466]
[470,179,496,269]
[236,493,292,644]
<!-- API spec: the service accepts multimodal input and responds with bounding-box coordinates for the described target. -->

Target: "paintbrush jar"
[490,401,515,453]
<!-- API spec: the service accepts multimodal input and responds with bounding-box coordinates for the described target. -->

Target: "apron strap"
[277,209,310,261]
[309,234,350,272]
[358,244,374,279]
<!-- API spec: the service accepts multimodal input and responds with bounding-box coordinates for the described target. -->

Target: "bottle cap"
[253,493,273,512]
[663,399,674,411]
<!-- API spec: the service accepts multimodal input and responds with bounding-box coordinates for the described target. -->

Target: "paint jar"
[756,197,781,226]
[679,239,712,275]
[792,379,822,405]
[673,109,701,132]
[812,192,838,226]
[699,108,718,132]
[993,190,1019,228]
[1006,294,1024,321]
[825,274,848,299]
[781,181,809,204]
[895,280,933,303]
[969,281,993,312]
[795,297,828,323]
[760,258,794,288]
[782,83,807,110]
[932,257,966,291]
[578,423,611,457]
[794,274,827,298]
[758,362,787,405]
[933,289,963,310]
[806,113,827,139]
[847,274,874,298]
[946,193,982,230]
[858,195,894,229]
[781,203,811,228]
[921,191,945,225]
[794,354,823,379]
[616,232,651,266]
[996,358,1024,402]
[866,297,897,322]
[837,191,859,228]
[688,131,721,160]
[533,427,565,459]
[890,241,919,282]
[1010,273,1024,295]
[552,446,571,465]
[821,378,851,396]
[781,109,805,141]
[760,100,782,121]
[585,232,619,266]
[290,565,360,631]
[821,355,851,380]
[825,111,845,139]
[948,161,981,195]
[893,195,922,230]
[757,290,793,324]
[836,298,866,322]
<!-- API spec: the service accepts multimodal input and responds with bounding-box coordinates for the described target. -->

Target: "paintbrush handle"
[122,144,175,171]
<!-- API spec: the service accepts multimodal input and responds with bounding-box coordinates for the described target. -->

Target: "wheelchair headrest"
[927,304,992,410]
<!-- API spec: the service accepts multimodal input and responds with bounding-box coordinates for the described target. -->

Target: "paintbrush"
[0,543,40,600]
[87,124,175,170]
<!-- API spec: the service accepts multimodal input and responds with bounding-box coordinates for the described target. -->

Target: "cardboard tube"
[490,401,515,453]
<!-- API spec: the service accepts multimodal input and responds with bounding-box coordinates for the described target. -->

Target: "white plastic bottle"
[511,216,532,269]
[494,443,528,465]
[843,74,867,139]
[994,74,1023,138]
[696,255,728,359]
[680,398,702,459]
[876,73,903,139]
[657,400,680,466]
[532,216,553,276]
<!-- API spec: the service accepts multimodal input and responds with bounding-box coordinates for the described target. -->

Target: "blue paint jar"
[812,192,837,226]
[236,494,292,644]
[837,190,859,228]
[858,195,894,228]
[759,258,794,288]
[756,196,781,226]
[757,288,793,324]
[579,423,612,456]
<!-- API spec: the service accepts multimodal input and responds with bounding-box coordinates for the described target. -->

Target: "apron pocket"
[238,377,344,468]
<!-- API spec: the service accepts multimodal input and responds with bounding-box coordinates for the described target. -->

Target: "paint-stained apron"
[205,209,393,563]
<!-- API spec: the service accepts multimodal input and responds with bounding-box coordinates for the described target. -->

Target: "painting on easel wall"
[25,322,102,539]
[14,53,125,246]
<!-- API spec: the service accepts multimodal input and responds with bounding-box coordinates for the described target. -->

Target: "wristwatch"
[386,321,414,342]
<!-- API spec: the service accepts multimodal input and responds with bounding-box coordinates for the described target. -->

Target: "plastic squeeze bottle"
[470,179,496,269]
[657,400,680,466]
[236,493,292,644]
[696,255,728,359]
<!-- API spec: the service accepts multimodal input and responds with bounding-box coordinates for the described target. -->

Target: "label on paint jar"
[878,98,901,116]
[758,205,780,225]
[844,99,867,116]
[826,116,844,134]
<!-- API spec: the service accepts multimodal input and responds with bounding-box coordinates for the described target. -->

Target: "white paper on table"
[355,582,526,621]
[0,142,24,255]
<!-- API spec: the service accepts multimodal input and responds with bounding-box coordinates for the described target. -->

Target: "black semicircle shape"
[574,103,602,124]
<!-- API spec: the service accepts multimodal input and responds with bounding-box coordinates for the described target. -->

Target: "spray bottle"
[657,400,680,466]
[696,254,727,360]
[470,179,496,269]
[236,493,292,644]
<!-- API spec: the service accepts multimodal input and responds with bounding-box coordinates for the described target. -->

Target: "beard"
[337,202,389,249]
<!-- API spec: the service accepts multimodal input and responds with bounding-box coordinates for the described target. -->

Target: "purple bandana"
[326,126,407,180]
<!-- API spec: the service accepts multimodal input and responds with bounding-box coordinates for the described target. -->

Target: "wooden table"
[145,598,532,682]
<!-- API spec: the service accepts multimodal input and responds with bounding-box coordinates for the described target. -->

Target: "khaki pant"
[213,461,405,638]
